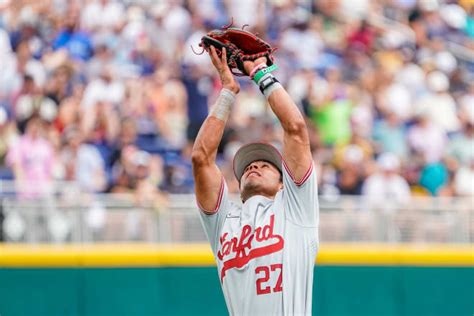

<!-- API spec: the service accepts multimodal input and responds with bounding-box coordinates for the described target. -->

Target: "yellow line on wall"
[0,243,472,267]
[316,243,473,266]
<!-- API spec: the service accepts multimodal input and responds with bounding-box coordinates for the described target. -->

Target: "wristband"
[209,88,235,121]
[252,64,278,84]
[258,74,280,94]
[263,82,283,98]
[249,63,267,80]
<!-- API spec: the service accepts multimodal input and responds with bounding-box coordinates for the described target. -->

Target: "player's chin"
[242,178,262,191]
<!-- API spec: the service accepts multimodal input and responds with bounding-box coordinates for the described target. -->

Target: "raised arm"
[191,47,240,213]
[244,59,312,182]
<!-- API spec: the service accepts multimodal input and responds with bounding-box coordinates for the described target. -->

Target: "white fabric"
[454,166,474,196]
[199,163,319,316]
[210,89,236,121]
[182,30,212,67]
[162,5,191,41]
[415,93,460,132]
[395,63,426,95]
[408,122,447,163]
[459,93,474,124]
[76,144,106,193]
[0,28,11,57]
[0,55,46,94]
[362,173,411,208]
[383,83,412,120]
[281,29,323,69]
[228,0,260,26]
[81,0,125,31]
[263,82,283,99]
[81,78,125,109]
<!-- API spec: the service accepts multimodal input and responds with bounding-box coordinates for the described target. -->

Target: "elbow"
[285,120,307,136]
[191,148,209,167]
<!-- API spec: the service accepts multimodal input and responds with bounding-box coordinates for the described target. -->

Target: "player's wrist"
[249,63,268,79]
[250,64,282,97]
[223,83,240,94]
[209,88,236,122]
[220,88,237,98]
[252,64,278,84]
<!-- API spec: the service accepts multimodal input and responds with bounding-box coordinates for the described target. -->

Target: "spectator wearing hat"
[361,153,411,241]
[415,71,460,133]
[334,144,367,195]
[362,153,411,208]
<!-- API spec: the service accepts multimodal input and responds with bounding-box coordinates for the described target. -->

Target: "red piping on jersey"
[198,176,225,215]
[283,161,313,186]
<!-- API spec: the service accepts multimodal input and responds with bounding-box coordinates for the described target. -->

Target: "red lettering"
[271,264,283,292]
[255,264,283,295]
[255,266,271,295]
[217,214,284,282]
[255,215,274,242]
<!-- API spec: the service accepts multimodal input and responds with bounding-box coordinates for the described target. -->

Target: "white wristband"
[257,73,282,99]
[209,88,236,122]
[263,82,283,99]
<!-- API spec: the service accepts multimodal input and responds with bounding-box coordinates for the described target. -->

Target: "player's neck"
[241,192,276,204]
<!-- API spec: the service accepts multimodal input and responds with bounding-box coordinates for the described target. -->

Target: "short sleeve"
[198,179,232,256]
[282,161,319,228]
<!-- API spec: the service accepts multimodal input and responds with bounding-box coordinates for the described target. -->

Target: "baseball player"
[191,46,319,316]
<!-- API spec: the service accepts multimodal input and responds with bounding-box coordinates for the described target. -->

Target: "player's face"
[240,160,282,201]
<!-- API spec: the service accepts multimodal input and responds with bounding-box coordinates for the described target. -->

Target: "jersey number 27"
[255,264,283,295]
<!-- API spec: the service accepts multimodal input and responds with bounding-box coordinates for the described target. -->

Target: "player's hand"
[243,57,268,77]
[209,46,240,94]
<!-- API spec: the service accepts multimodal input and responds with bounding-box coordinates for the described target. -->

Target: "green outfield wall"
[0,244,472,316]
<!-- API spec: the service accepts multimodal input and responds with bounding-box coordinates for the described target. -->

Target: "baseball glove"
[197,25,276,76]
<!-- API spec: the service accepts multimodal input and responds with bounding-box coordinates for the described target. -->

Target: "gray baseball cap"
[233,143,283,181]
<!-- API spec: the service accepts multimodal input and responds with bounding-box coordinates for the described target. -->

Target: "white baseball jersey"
[199,162,319,316]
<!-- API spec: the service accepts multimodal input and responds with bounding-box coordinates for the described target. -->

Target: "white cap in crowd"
[377,153,401,172]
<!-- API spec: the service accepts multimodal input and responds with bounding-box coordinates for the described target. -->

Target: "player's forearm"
[192,117,226,165]
[256,69,312,181]
[250,63,308,137]
[267,87,308,138]
[191,89,236,166]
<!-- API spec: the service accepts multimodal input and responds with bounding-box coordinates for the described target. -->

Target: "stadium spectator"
[446,120,474,168]
[309,67,353,146]
[53,16,94,61]
[60,126,107,193]
[362,153,411,208]
[415,71,460,133]
[454,159,474,196]
[372,110,409,159]
[407,109,448,164]
[6,116,55,197]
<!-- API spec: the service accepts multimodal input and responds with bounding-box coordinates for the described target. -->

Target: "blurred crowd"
[0,0,473,209]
